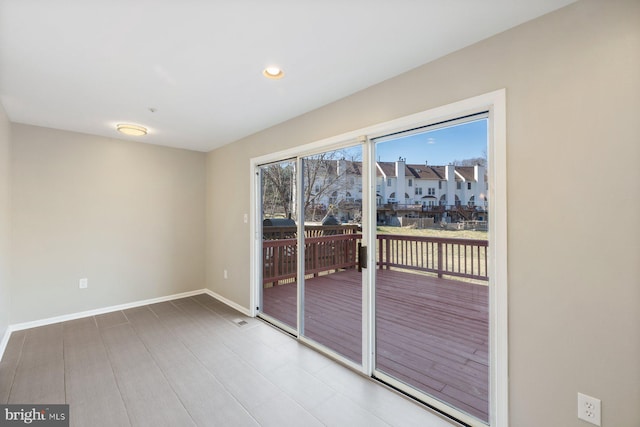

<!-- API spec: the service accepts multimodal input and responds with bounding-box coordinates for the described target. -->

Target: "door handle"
[358,243,367,271]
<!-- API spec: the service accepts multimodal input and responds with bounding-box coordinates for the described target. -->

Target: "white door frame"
[249,89,508,427]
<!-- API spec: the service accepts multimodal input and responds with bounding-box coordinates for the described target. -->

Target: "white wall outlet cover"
[79,278,88,289]
[243,213,248,223]
[578,392,601,426]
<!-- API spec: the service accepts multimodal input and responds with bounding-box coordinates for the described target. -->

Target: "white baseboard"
[0,287,254,362]
[9,288,208,332]
[0,326,11,363]
[202,288,252,317]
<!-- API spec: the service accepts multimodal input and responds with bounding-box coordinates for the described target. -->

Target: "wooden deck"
[262,268,489,422]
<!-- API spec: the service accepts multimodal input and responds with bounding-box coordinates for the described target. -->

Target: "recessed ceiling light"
[116,124,147,136]
[262,67,284,79]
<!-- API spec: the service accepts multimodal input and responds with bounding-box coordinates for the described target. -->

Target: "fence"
[262,233,360,285]
[262,232,488,286]
[376,235,488,281]
[398,217,435,229]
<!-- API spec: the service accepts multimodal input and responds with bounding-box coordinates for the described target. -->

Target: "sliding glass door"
[254,93,505,427]
[257,145,365,365]
[300,146,363,364]
[259,159,298,331]
[373,117,490,425]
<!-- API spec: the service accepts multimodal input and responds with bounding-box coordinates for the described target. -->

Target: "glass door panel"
[259,160,298,330]
[301,147,363,364]
[373,118,490,424]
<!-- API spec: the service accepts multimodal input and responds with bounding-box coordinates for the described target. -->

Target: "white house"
[307,158,487,223]
[375,159,487,208]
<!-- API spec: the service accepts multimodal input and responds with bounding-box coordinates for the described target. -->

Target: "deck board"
[262,268,489,422]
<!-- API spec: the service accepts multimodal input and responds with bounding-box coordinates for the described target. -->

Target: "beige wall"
[0,105,10,337]
[205,1,640,426]
[11,124,206,324]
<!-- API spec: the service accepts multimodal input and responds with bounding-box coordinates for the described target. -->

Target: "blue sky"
[375,119,487,165]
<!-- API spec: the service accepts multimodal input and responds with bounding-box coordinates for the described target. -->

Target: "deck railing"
[262,232,488,285]
[376,235,488,281]
[263,224,359,240]
[262,233,360,285]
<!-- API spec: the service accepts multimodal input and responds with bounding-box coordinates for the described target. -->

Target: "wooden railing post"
[437,241,443,278]
[311,240,318,277]
[273,246,280,285]
[385,237,390,269]
[352,237,358,269]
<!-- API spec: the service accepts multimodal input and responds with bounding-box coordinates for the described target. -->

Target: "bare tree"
[453,156,487,167]
[261,148,362,223]
[303,149,361,222]
[261,161,295,219]
[303,153,340,221]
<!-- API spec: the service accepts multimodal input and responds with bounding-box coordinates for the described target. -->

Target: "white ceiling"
[0,0,575,152]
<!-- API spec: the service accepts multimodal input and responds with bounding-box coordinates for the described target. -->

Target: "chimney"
[395,157,406,178]
[444,163,456,207]
[395,157,406,202]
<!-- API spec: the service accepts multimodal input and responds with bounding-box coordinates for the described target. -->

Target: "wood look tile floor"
[0,294,458,427]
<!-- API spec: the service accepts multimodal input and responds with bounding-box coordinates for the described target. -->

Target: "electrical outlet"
[79,278,88,289]
[578,393,601,426]
[223,269,228,279]
[243,213,248,224]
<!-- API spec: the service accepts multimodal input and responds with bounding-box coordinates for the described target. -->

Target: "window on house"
[387,178,392,186]
[415,187,422,195]
[329,191,338,205]
[467,182,472,190]
[428,188,435,195]
[346,191,354,202]
[438,181,442,189]
[408,179,413,187]
[457,182,462,190]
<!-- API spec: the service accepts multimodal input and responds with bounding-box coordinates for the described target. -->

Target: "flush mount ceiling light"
[116,124,147,136]
[262,66,284,79]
